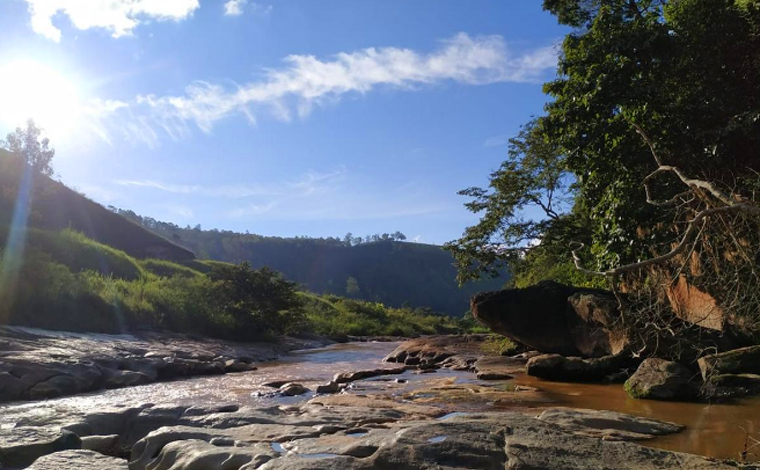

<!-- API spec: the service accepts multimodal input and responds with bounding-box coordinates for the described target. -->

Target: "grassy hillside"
[0,149,193,262]
[113,210,509,317]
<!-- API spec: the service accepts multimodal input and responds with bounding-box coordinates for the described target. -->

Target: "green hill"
[0,148,194,262]
[112,210,509,317]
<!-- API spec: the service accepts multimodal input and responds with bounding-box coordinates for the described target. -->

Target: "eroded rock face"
[698,346,760,397]
[471,281,624,357]
[625,359,699,401]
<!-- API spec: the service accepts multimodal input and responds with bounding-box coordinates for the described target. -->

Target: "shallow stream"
[2,341,760,461]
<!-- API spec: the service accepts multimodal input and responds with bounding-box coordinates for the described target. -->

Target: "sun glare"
[0,60,82,138]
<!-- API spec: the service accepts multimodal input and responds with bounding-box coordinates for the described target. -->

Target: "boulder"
[80,434,123,457]
[527,353,630,382]
[316,381,343,394]
[471,281,624,357]
[624,359,698,400]
[332,367,405,384]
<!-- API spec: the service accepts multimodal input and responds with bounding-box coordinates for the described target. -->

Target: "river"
[2,341,760,462]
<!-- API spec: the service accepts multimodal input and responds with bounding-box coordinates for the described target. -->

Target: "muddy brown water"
[2,341,760,462]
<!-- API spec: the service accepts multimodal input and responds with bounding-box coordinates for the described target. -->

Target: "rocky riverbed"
[2,331,760,469]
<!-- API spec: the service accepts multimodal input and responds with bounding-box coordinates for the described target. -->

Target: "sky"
[0,0,567,245]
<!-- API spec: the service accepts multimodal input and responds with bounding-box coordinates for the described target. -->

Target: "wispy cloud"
[22,0,200,41]
[87,33,557,144]
[224,0,272,16]
[115,168,346,199]
[483,135,511,148]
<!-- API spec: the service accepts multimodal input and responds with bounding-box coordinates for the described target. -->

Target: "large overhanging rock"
[471,281,627,357]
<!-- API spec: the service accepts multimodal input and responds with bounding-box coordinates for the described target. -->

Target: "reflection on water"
[512,375,760,461]
[2,341,760,461]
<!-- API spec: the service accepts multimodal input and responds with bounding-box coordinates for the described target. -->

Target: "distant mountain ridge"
[113,209,509,317]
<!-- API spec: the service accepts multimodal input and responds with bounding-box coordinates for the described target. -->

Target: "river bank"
[0,326,331,403]
[2,333,760,468]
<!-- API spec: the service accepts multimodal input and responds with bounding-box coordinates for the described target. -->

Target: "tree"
[207,263,305,335]
[345,276,361,297]
[449,0,760,341]
[1,120,55,177]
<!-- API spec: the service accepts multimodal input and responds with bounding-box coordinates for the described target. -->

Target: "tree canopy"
[1,120,55,177]
[449,0,760,295]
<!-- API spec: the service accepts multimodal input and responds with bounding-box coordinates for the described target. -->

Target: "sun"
[0,60,82,139]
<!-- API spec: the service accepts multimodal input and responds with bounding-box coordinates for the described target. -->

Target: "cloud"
[224,0,270,16]
[483,135,511,148]
[89,33,557,142]
[23,0,200,41]
[223,0,245,16]
[116,168,346,199]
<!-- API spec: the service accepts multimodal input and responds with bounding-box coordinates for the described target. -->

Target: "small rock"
[81,434,122,457]
[476,372,512,380]
[315,382,342,394]
[279,383,310,396]
[527,354,627,382]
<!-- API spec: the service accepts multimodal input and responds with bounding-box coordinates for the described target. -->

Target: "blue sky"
[0,0,567,245]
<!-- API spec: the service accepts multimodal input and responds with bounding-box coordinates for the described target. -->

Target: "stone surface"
[0,326,329,403]
[473,356,526,379]
[384,335,487,368]
[471,281,625,357]
[279,383,310,396]
[26,449,128,470]
[698,345,760,379]
[124,405,733,470]
[332,367,405,384]
[0,427,81,468]
[625,359,699,400]
[537,407,684,441]
[527,353,631,382]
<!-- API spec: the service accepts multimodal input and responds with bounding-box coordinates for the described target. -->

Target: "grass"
[301,292,467,339]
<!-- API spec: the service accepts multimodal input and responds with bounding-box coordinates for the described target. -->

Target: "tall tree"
[2,120,55,177]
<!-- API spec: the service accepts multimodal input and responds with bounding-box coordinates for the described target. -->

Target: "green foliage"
[481,335,519,356]
[110,208,508,317]
[301,292,469,339]
[140,258,202,278]
[450,0,760,294]
[1,120,55,177]
[207,262,306,335]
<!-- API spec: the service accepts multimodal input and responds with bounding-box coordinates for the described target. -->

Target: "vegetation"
[448,0,760,344]
[301,292,466,339]
[109,208,508,317]
[481,335,519,357]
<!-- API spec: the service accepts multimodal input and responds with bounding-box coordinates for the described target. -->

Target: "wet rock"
[26,450,128,470]
[316,381,342,394]
[0,427,81,468]
[471,281,621,357]
[537,407,684,441]
[384,335,489,366]
[263,380,291,388]
[625,359,699,400]
[332,367,405,384]
[474,356,526,379]
[0,326,330,404]
[527,353,629,382]
[280,383,310,396]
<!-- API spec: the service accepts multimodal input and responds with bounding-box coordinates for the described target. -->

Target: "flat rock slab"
[127,408,735,470]
[537,407,684,441]
[27,450,128,470]
[474,356,527,379]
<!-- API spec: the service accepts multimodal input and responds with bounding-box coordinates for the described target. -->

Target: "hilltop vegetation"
[110,209,508,317]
